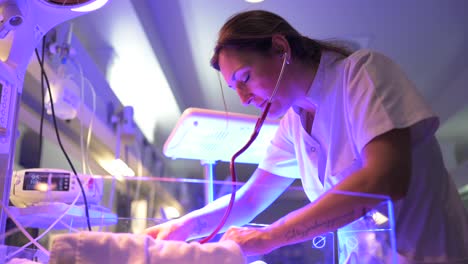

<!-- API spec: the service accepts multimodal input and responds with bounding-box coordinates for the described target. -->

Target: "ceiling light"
[371,211,389,225]
[163,206,181,219]
[245,0,264,3]
[71,0,110,12]
[101,159,135,181]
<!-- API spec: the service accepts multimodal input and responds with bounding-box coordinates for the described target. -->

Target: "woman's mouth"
[257,100,267,109]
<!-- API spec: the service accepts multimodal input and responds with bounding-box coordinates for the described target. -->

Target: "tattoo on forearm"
[192,218,208,235]
[284,209,356,241]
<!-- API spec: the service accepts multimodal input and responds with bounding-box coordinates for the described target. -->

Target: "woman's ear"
[271,34,291,60]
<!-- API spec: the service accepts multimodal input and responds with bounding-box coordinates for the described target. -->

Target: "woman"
[144,10,468,263]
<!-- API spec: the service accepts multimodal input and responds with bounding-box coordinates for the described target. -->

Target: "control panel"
[10,168,103,207]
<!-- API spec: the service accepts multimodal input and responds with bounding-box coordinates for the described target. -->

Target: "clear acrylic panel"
[1,175,396,264]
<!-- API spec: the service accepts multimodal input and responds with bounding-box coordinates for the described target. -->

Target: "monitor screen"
[23,171,70,191]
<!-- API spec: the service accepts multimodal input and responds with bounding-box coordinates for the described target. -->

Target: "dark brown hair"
[210,10,352,71]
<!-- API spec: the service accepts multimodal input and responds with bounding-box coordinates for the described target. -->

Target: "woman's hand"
[219,226,276,256]
[142,219,190,241]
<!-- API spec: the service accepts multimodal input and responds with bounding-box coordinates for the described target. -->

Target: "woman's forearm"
[266,167,389,249]
[180,169,295,240]
[267,129,411,249]
[180,191,256,239]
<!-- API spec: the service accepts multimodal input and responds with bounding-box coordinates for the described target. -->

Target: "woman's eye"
[243,74,250,83]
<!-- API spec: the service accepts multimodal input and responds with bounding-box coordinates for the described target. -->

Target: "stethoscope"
[200,52,289,243]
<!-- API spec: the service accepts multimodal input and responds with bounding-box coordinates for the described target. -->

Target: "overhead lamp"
[44,0,110,13]
[245,0,264,3]
[71,0,110,12]
[163,107,279,205]
[163,107,279,164]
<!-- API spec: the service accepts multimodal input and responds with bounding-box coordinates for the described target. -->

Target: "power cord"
[38,37,45,159]
[34,42,92,231]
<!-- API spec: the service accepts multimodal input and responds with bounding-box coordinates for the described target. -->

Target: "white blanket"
[48,232,246,264]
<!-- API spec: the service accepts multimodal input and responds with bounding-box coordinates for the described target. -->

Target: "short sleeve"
[344,50,439,152]
[258,110,301,178]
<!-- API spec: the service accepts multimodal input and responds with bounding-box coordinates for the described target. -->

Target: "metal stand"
[201,160,215,205]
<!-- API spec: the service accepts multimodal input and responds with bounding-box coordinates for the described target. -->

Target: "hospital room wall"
[4,29,193,225]
[16,25,165,177]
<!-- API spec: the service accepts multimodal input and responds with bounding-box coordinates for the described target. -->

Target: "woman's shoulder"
[345,49,397,68]
[339,49,405,81]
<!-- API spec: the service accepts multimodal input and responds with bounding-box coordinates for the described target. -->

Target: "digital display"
[23,171,70,191]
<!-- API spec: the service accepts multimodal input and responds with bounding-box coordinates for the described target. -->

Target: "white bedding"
[48,231,247,264]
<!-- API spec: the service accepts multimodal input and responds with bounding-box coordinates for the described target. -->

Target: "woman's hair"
[210,10,352,70]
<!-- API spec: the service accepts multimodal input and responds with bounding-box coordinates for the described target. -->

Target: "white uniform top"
[259,49,468,262]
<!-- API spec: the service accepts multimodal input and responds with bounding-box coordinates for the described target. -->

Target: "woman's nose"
[235,84,253,105]
[236,89,253,106]
[241,95,254,106]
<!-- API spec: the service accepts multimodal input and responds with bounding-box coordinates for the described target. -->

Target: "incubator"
[1,95,398,263]
[1,175,398,264]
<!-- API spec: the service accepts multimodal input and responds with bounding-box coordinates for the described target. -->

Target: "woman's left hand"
[219,226,276,256]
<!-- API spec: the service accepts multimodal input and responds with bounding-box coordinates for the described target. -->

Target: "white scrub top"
[259,49,468,262]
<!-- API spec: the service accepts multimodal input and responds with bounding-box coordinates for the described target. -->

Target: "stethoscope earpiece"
[283,52,290,65]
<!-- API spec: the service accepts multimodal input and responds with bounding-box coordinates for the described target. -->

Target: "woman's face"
[218,48,294,119]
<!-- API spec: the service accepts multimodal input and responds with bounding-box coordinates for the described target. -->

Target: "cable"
[0,204,50,258]
[34,47,92,231]
[38,37,46,159]
[76,57,87,174]
[199,52,288,243]
[71,58,96,176]
[83,78,96,175]
[0,218,37,241]
[5,191,82,260]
